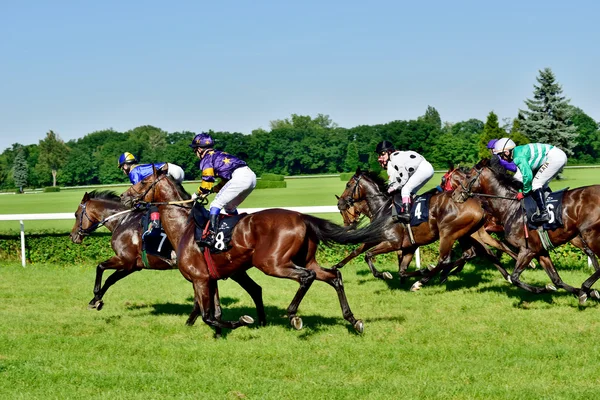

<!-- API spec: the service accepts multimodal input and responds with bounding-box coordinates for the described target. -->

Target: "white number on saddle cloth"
[547,203,555,224]
[157,232,168,252]
[414,202,422,219]
[215,231,226,251]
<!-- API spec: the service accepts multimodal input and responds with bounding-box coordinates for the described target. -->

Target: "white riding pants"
[401,160,435,198]
[211,166,257,213]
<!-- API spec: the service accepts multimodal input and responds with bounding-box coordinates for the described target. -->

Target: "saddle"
[391,188,439,227]
[523,188,567,230]
[191,203,246,254]
[140,208,175,264]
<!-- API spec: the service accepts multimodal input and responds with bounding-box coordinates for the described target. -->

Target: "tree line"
[1,68,599,191]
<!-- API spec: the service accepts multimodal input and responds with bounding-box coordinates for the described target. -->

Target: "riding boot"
[391,193,403,222]
[200,213,220,248]
[531,188,550,224]
[397,202,411,223]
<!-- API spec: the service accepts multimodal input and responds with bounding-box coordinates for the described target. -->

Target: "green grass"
[2,167,598,233]
[1,259,600,399]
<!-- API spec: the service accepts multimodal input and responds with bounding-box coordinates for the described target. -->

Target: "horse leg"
[461,232,511,282]
[192,279,254,333]
[508,250,555,294]
[571,236,600,272]
[283,267,317,330]
[536,254,579,295]
[307,262,363,333]
[574,231,600,303]
[333,243,373,269]
[230,270,267,327]
[363,241,399,280]
[89,256,140,310]
[186,298,201,326]
[411,237,455,291]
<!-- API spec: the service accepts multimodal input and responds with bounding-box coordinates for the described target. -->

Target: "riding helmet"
[189,132,215,149]
[118,152,138,168]
[375,140,395,154]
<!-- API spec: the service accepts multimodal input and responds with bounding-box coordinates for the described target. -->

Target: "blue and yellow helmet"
[189,132,214,149]
[118,152,138,168]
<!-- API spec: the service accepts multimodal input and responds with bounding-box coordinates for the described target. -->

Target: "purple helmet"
[487,139,498,149]
[189,132,214,149]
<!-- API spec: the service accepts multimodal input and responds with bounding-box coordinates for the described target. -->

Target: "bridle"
[456,166,520,202]
[337,174,386,222]
[76,200,133,236]
[125,174,195,208]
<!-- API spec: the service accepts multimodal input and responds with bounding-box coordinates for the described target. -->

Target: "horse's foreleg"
[537,254,579,295]
[508,251,555,294]
[363,241,399,280]
[411,237,455,291]
[333,243,372,269]
[230,270,267,327]
[89,256,140,310]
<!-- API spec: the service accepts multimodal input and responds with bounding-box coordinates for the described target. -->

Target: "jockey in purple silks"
[487,139,517,173]
[189,132,257,249]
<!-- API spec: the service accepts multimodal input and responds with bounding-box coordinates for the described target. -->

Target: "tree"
[519,68,578,155]
[13,148,28,193]
[478,111,506,159]
[569,106,600,163]
[344,142,359,172]
[38,130,70,186]
[418,105,442,130]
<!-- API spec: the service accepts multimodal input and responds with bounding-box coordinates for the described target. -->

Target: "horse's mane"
[88,190,121,203]
[475,158,523,191]
[166,175,192,200]
[359,170,389,194]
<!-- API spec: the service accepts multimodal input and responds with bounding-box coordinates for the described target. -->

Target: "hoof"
[545,284,557,291]
[507,276,513,284]
[427,264,435,271]
[591,290,600,300]
[382,271,393,280]
[354,320,364,333]
[410,281,423,292]
[88,300,103,310]
[240,315,254,325]
[579,292,588,305]
[290,316,303,330]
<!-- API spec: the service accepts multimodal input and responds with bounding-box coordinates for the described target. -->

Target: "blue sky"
[1,0,598,152]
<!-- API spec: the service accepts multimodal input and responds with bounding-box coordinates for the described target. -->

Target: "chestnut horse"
[451,159,600,303]
[70,190,267,324]
[335,169,518,290]
[121,168,392,335]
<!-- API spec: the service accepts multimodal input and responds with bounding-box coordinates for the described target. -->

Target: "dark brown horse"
[451,160,600,303]
[335,169,518,290]
[120,168,392,335]
[70,191,267,325]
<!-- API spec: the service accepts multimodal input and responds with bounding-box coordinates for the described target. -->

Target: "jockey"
[375,140,396,170]
[487,139,517,173]
[189,132,257,249]
[383,146,434,223]
[118,152,185,184]
[494,138,567,224]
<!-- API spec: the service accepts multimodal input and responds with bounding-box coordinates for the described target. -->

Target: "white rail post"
[20,220,26,267]
[415,247,420,269]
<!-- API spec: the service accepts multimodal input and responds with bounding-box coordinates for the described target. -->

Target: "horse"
[70,190,267,326]
[451,159,600,303]
[335,168,518,290]
[120,168,392,335]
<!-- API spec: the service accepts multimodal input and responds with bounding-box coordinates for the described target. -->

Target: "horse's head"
[70,192,93,244]
[337,168,387,225]
[121,166,189,208]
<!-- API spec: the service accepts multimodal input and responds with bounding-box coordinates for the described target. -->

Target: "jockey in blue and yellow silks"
[118,152,185,184]
[189,132,257,249]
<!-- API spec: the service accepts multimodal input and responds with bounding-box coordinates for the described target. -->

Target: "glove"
[387,185,396,194]
[516,192,524,201]
[191,192,199,201]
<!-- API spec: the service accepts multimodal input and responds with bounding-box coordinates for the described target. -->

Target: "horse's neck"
[479,177,522,225]
[92,201,127,231]
[158,204,190,248]
[363,184,390,220]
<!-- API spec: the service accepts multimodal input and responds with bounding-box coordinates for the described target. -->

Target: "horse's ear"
[446,163,455,172]
[83,192,90,201]
[355,166,361,175]
[152,164,158,178]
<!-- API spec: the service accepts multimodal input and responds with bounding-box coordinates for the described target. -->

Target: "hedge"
[0,231,592,270]
[260,173,285,182]
[43,186,61,192]
[340,173,354,181]
[255,180,286,189]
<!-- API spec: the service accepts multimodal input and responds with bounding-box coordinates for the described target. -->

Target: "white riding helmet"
[493,138,516,154]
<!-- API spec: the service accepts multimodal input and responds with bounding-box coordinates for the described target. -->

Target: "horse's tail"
[302,214,391,246]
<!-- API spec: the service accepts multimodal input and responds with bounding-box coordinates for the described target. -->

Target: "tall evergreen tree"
[344,142,359,172]
[478,111,505,159]
[13,148,28,193]
[519,68,578,155]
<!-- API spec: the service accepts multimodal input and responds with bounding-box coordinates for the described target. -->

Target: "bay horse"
[70,190,267,325]
[120,168,392,335]
[451,159,600,303]
[335,169,518,290]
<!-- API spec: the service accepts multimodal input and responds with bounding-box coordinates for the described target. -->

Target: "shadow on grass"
[125,295,397,338]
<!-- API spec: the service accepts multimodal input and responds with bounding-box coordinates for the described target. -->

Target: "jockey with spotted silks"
[118,152,185,184]
[375,140,434,223]
[494,138,567,224]
[189,132,257,249]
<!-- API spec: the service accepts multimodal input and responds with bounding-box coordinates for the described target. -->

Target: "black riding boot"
[397,202,411,223]
[200,213,220,248]
[531,189,550,224]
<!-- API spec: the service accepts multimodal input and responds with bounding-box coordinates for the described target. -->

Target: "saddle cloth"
[523,189,566,230]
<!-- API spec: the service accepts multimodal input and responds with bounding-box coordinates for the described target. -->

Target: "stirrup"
[531,212,550,224]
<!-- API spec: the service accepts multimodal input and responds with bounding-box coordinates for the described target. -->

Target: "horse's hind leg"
[537,254,579,295]
[307,262,363,333]
[332,242,372,269]
[230,270,267,327]
[363,241,400,280]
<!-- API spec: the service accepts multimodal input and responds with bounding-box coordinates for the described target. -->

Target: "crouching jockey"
[189,132,257,249]
[118,152,185,184]
[494,138,567,224]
